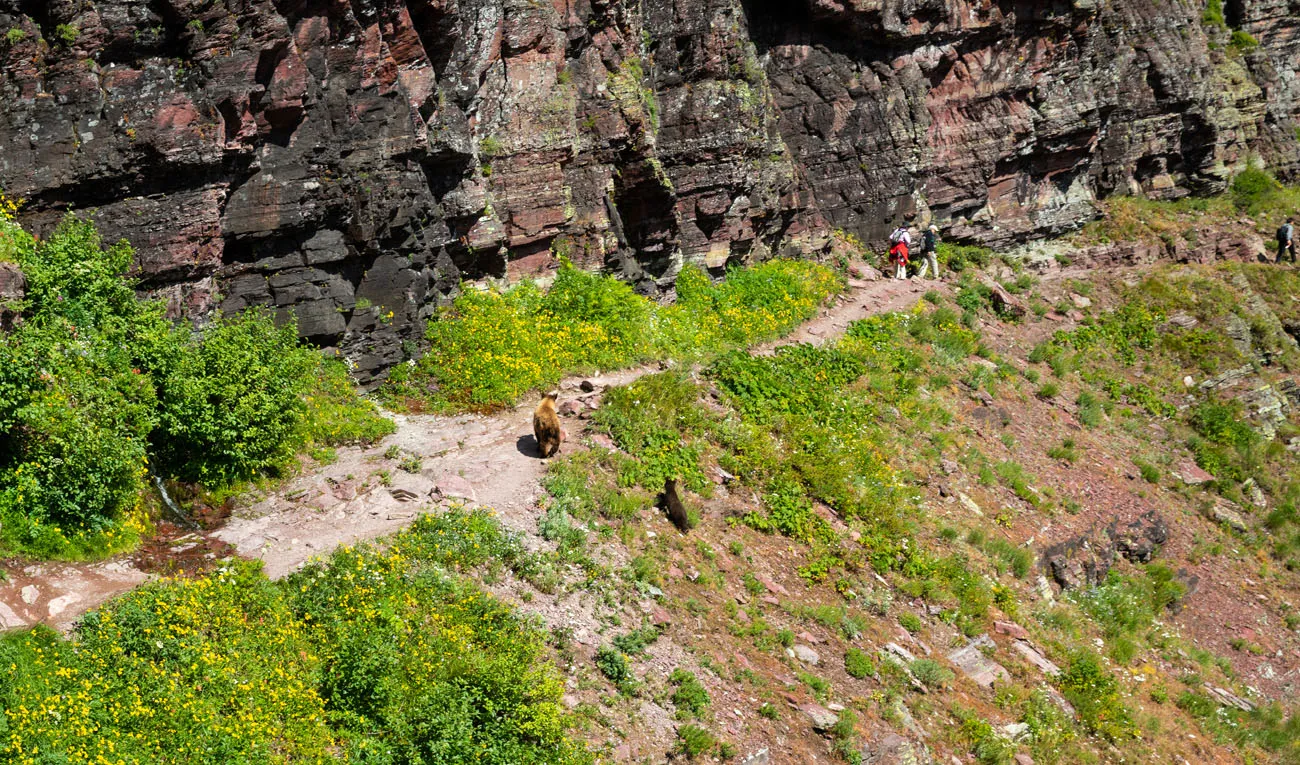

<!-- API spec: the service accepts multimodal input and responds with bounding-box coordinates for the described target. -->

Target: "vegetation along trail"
[0,270,933,632]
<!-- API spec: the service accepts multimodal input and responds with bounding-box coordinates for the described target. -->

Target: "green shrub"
[1057,651,1135,741]
[1202,0,1225,27]
[1231,167,1280,212]
[54,23,79,45]
[676,724,717,757]
[613,626,660,656]
[937,242,993,272]
[1135,459,1161,484]
[909,658,954,689]
[152,310,318,484]
[595,646,633,687]
[845,647,876,679]
[898,612,924,633]
[670,669,711,719]
[0,212,392,558]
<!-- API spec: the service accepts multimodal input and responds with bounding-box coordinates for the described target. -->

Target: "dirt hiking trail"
[0,273,936,633]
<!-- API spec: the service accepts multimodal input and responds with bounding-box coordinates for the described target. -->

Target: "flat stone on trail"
[800,703,839,731]
[433,473,476,503]
[387,471,435,502]
[946,635,1009,689]
[0,601,24,629]
[47,593,82,619]
[20,585,39,605]
[792,644,821,665]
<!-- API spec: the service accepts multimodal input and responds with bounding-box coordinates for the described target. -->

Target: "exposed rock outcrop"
[1042,510,1169,591]
[0,0,1295,379]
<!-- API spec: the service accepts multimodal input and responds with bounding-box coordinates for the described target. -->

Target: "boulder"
[801,703,839,732]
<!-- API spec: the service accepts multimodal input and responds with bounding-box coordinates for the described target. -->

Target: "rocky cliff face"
[1,0,1296,380]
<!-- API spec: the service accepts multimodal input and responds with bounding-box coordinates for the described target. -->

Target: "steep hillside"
[6,204,1300,762]
[2,0,1298,379]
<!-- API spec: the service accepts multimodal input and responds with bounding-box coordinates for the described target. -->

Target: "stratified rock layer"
[0,0,1295,378]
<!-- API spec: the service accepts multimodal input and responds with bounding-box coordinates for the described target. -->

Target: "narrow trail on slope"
[0,272,937,632]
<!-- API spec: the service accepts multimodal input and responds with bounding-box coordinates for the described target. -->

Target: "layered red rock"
[0,0,1294,379]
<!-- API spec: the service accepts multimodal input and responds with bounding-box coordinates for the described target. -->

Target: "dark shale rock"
[0,0,1297,382]
[1112,511,1170,565]
[1043,511,1170,591]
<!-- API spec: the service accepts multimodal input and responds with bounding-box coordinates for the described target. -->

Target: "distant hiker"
[917,224,941,279]
[888,225,911,279]
[1277,217,1296,263]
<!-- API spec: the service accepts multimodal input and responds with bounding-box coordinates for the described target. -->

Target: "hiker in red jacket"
[888,225,911,279]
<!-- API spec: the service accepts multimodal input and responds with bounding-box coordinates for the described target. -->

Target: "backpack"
[1279,224,1293,242]
[889,227,907,245]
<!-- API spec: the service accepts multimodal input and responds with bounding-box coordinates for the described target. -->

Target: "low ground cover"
[381,258,842,413]
[0,507,591,765]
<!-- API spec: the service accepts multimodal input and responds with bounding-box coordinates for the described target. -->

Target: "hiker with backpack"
[888,224,911,279]
[1277,218,1296,263]
[916,224,941,279]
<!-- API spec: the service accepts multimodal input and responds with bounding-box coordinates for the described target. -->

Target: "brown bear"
[533,391,563,458]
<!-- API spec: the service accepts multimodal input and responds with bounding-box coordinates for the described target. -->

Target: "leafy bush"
[936,242,994,272]
[0,213,392,558]
[595,646,633,687]
[676,724,717,757]
[594,372,712,493]
[1202,0,1225,27]
[898,612,924,633]
[1232,167,1279,212]
[0,215,167,557]
[613,626,660,656]
[1135,459,1161,484]
[152,310,318,484]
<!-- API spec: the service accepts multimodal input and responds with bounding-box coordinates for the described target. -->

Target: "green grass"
[382,259,841,413]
